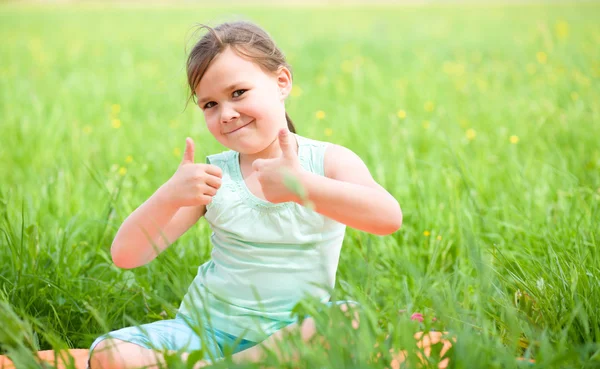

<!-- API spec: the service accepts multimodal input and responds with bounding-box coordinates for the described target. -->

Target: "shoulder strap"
[295,134,328,177]
[206,150,234,167]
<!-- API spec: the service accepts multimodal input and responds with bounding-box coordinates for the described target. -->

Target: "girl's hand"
[252,129,305,204]
[161,138,222,207]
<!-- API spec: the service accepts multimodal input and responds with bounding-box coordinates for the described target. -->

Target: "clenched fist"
[162,138,223,207]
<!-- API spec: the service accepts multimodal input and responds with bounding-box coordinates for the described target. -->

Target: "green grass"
[1,1,599,368]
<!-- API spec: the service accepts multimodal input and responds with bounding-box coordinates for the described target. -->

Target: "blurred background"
[1,0,599,367]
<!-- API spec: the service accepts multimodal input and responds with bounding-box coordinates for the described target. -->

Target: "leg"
[228,317,318,364]
[225,304,454,369]
[90,339,168,369]
[229,303,359,364]
[88,317,222,369]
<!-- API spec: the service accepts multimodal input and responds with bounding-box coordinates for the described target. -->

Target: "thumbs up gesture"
[163,138,223,207]
[252,129,305,204]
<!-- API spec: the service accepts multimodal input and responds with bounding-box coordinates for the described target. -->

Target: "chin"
[223,140,266,155]
[236,144,269,155]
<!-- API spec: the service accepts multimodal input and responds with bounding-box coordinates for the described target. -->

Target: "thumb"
[252,159,264,172]
[278,128,294,158]
[181,137,195,165]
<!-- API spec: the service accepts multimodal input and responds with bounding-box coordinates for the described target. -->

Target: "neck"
[238,132,298,167]
[240,136,281,164]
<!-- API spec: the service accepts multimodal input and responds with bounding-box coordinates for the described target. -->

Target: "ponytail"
[285,112,296,133]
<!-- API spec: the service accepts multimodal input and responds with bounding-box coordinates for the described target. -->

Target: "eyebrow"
[196,82,244,106]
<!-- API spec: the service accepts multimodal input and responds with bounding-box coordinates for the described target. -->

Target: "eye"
[232,89,247,98]
[203,101,216,109]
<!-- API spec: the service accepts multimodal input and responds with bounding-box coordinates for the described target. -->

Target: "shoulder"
[323,143,359,177]
[293,135,368,180]
[323,143,379,187]
[293,134,329,176]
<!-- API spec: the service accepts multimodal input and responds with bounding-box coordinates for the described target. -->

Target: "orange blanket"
[0,349,89,369]
[0,334,532,369]
[0,334,453,369]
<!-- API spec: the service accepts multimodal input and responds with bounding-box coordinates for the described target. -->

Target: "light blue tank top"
[177,134,346,342]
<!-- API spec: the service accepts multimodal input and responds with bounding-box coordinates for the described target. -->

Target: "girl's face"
[195,47,292,155]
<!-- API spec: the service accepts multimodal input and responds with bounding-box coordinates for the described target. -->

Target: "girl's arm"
[299,144,402,235]
[110,187,206,269]
[111,138,221,269]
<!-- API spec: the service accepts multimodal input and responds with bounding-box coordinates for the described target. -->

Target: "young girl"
[89,20,402,369]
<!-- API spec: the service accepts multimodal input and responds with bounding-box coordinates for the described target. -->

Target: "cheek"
[204,112,221,135]
[245,93,280,120]
[240,98,264,117]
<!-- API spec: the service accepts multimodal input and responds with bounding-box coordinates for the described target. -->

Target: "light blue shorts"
[88,300,359,366]
[88,315,257,366]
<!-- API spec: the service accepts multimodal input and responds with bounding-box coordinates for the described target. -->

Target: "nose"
[220,103,240,124]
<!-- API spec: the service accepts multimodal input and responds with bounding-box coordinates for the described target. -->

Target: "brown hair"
[186,21,296,133]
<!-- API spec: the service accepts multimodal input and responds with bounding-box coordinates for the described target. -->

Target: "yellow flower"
[173,147,181,157]
[423,230,431,237]
[291,85,303,97]
[571,91,579,101]
[510,135,519,144]
[118,167,127,176]
[341,60,353,73]
[315,110,326,120]
[442,61,465,76]
[83,125,93,134]
[125,155,133,163]
[397,110,407,119]
[422,121,430,129]
[442,61,453,75]
[28,37,42,53]
[112,119,121,129]
[436,235,442,241]
[574,70,591,87]
[466,129,476,140]
[111,104,121,115]
[476,78,488,92]
[324,128,333,137]
[555,20,569,40]
[536,51,547,64]
[424,101,435,112]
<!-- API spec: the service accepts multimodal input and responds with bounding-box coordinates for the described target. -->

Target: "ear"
[275,66,293,101]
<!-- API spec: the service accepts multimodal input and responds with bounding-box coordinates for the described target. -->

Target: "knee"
[299,317,317,342]
[89,339,123,369]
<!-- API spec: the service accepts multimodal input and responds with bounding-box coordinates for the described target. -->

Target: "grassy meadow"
[1,1,599,368]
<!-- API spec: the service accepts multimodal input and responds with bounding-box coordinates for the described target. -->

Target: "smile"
[225,120,253,135]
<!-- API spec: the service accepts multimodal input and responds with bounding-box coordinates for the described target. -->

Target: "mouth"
[225,120,253,135]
